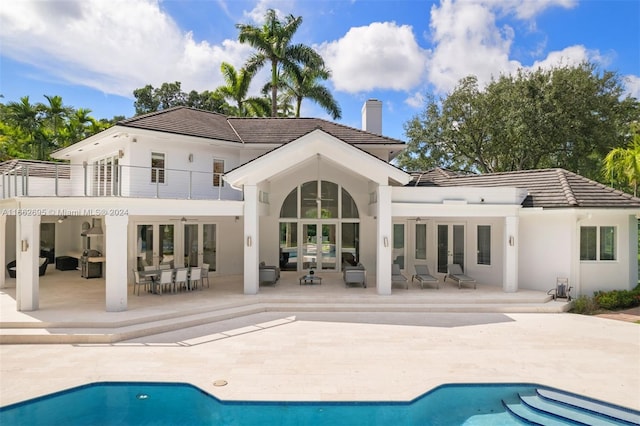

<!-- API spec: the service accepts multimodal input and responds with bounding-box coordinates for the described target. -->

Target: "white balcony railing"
[0,161,243,201]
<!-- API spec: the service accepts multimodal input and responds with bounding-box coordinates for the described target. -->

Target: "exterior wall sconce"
[21,240,29,252]
[180,217,187,223]
[118,149,124,159]
[383,236,389,247]
[188,153,194,162]
[246,236,252,247]
[509,236,515,246]
[416,217,422,223]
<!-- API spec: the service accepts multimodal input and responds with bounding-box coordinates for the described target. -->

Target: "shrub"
[593,285,640,311]
[571,295,599,315]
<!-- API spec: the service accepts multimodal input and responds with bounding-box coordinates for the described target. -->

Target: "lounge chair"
[259,262,279,286]
[412,264,439,289]
[343,264,366,288]
[6,258,48,278]
[445,264,476,289]
[391,263,408,290]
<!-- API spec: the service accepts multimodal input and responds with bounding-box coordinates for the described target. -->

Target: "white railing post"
[23,165,28,196]
[118,164,123,196]
[54,163,59,196]
[83,162,88,196]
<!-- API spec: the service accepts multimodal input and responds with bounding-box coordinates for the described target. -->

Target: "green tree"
[133,82,231,115]
[4,96,46,159]
[215,62,269,117]
[1,96,111,160]
[236,8,325,117]
[279,64,341,119]
[398,62,639,181]
[603,123,640,196]
[41,95,72,149]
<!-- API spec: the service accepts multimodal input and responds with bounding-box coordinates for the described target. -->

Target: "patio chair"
[201,263,210,288]
[445,264,476,289]
[133,270,153,295]
[391,263,408,290]
[343,264,366,288]
[189,267,202,291]
[157,269,174,294]
[173,268,189,292]
[412,264,439,289]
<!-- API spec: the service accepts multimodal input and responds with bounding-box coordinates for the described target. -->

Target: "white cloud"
[405,92,425,108]
[529,45,591,70]
[317,22,428,93]
[424,0,612,96]
[494,0,577,20]
[0,0,252,97]
[241,0,296,24]
[427,0,521,94]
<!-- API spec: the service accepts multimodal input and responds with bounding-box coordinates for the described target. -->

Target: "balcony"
[0,160,242,201]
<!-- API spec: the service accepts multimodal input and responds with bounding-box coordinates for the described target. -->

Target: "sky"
[1,0,639,141]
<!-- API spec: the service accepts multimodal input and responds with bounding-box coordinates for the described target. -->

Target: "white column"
[243,184,259,295]
[16,214,40,311]
[104,215,129,312]
[0,214,6,289]
[376,185,392,295]
[503,215,519,292]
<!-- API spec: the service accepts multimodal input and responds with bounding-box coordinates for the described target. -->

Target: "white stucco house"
[1,100,638,312]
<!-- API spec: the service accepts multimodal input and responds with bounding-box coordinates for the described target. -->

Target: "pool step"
[502,400,573,425]
[536,389,640,426]
[502,389,640,425]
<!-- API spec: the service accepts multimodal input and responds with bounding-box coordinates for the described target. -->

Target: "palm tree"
[66,108,96,144]
[281,64,341,119]
[41,95,72,147]
[603,134,640,196]
[236,8,324,117]
[5,96,43,158]
[215,62,269,117]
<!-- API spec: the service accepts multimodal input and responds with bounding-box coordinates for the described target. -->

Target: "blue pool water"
[1,382,637,425]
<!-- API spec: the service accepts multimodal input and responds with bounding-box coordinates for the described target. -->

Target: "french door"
[136,223,175,268]
[136,223,215,271]
[437,223,465,274]
[183,223,216,271]
[302,222,337,270]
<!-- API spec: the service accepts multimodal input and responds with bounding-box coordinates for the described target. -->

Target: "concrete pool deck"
[1,311,639,411]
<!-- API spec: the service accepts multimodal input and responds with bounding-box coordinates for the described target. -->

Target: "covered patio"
[0,266,567,344]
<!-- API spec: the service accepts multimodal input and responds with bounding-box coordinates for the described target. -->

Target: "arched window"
[279,181,359,219]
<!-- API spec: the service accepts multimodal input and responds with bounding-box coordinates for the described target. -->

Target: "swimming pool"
[1,382,638,425]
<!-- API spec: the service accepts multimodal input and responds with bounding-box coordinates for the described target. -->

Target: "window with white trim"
[151,152,165,183]
[580,226,616,261]
[213,159,224,187]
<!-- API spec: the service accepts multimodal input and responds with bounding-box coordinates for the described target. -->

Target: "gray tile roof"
[409,168,640,209]
[119,107,239,142]
[118,106,405,146]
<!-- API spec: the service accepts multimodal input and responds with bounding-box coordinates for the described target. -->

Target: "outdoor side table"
[299,275,322,285]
